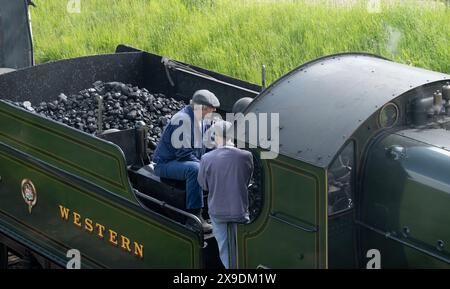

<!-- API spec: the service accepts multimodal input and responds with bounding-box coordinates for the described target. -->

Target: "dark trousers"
[154,160,203,209]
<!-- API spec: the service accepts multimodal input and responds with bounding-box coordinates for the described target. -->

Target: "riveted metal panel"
[246,53,450,168]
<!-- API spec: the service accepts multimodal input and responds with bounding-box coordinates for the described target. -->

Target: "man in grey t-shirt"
[197,120,254,269]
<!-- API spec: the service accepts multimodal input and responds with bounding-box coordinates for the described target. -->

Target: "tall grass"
[31,0,450,84]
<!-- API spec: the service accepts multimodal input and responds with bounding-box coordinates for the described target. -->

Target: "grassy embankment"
[31,0,450,84]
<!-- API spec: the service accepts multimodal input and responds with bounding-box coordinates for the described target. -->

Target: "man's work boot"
[187,209,213,233]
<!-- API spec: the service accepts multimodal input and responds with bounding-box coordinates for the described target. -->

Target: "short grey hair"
[213,120,233,141]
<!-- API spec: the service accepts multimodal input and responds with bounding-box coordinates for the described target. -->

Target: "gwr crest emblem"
[21,179,37,214]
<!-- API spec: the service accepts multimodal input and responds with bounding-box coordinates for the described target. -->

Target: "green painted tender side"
[0,101,136,202]
[0,131,202,268]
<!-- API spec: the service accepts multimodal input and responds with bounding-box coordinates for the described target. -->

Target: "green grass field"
[31,0,449,84]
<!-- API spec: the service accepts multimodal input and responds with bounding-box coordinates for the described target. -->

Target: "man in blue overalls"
[153,90,219,232]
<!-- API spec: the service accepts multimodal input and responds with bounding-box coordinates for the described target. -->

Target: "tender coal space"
[6,81,187,159]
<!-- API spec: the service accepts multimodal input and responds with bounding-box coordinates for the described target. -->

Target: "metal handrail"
[269,212,318,233]
[134,190,203,228]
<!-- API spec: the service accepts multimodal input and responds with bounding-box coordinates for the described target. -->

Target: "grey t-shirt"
[198,145,254,223]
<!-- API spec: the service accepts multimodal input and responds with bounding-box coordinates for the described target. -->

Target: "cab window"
[327,141,354,215]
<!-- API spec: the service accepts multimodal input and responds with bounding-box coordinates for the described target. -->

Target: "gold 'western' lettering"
[59,205,70,220]
[120,235,131,252]
[73,212,82,228]
[96,223,105,239]
[109,229,118,246]
[84,218,93,233]
[58,205,144,261]
[134,242,144,259]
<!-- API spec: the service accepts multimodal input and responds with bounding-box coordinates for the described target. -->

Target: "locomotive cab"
[243,53,450,268]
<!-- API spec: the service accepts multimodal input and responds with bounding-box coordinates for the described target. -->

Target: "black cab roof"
[246,53,450,167]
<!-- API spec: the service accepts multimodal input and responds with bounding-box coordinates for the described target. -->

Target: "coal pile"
[10,81,187,158]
